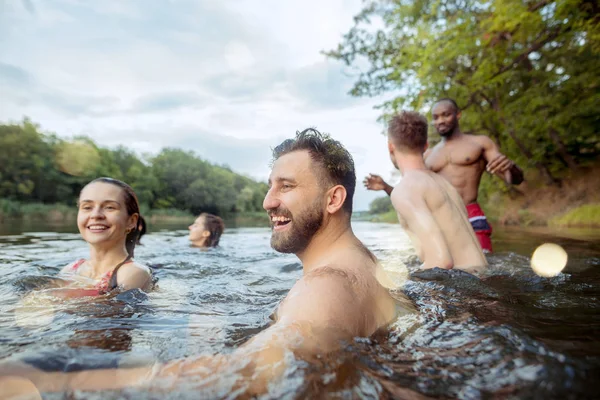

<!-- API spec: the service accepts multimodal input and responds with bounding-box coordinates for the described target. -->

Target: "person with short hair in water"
[0,129,400,396]
[385,111,487,273]
[57,177,153,296]
[364,98,523,253]
[188,213,225,248]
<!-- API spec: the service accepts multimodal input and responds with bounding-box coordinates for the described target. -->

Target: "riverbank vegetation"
[329,0,600,226]
[367,162,600,227]
[0,120,268,222]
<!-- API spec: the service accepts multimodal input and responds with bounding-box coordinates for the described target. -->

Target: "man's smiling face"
[263,150,325,254]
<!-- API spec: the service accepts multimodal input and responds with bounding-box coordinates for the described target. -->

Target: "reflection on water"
[0,221,598,398]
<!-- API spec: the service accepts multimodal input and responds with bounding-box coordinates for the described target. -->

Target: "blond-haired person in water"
[385,111,487,273]
[56,177,153,296]
[188,213,225,248]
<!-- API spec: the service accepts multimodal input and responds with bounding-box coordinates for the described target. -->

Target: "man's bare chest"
[426,142,484,171]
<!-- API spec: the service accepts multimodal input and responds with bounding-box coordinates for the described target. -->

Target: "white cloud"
[224,41,256,71]
[0,0,398,211]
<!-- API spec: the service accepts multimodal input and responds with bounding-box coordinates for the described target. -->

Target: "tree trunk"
[548,128,578,170]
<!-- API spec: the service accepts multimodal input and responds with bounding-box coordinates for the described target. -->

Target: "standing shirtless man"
[386,111,487,273]
[364,98,523,252]
[0,129,399,398]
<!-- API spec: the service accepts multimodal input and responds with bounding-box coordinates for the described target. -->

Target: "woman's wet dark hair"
[82,177,146,257]
[200,213,225,247]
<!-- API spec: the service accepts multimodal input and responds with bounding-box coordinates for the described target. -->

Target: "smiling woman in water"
[55,178,153,296]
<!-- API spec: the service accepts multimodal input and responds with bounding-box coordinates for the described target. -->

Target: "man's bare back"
[391,170,487,274]
[384,111,487,273]
[365,100,523,254]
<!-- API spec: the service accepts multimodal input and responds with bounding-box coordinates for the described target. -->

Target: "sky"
[0,0,400,211]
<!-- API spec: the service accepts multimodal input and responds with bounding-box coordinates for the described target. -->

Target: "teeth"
[271,216,291,222]
[88,225,108,230]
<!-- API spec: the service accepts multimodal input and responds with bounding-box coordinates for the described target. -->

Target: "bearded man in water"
[0,129,400,397]
[386,111,487,273]
[364,98,524,252]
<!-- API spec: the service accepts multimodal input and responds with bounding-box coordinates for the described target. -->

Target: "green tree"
[369,195,393,214]
[0,119,69,203]
[0,121,269,218]
[327,0,600,185]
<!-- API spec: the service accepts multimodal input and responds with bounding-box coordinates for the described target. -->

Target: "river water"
[0,221,598,399]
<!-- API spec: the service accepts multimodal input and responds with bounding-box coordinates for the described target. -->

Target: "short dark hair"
[388,111,428,153]
[434,98,460,113]
[272,128,356,214]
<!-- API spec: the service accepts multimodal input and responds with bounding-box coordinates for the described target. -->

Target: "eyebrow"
[269,176,297,185]
[79,200,121,205]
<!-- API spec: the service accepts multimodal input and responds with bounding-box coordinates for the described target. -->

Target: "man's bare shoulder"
[280,266,363,330]
[391,175,428,216]
[399,170,432,184]
[466,133,495,147]
[393,171,434,195]
[304,265,358,286]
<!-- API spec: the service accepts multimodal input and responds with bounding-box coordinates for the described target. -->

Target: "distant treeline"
[0,119,268,217]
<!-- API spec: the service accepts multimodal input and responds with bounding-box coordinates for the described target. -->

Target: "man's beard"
[438,128,454,137]
[270,198,324,254]
[436,118,457,137]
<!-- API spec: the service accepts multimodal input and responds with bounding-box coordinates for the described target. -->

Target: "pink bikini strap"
[71,259,86,271]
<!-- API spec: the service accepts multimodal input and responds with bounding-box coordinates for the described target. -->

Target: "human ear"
[127,213,139,232]
[388,140,395,155]
[201,230,211,238]
[326,185,347,215]
[456,111,462,120]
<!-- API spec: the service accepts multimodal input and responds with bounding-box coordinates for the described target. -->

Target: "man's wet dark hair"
[271,128,356,215]
[434,98,460,113]
[388,111,428,153]
[82,177,146,257]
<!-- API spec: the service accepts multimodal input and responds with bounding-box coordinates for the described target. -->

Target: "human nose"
[90,206,105,219]
[262,188,279,211]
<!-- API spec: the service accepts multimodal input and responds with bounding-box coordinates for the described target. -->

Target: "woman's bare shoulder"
[122,261,151,275]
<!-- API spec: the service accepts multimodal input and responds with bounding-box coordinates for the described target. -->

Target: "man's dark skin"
[364,99,524,206]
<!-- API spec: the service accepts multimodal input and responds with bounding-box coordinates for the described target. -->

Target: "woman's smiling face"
[77,182,137,248]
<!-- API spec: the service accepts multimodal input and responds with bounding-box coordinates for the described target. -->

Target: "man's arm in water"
[391,185,453,270]
[480,136,524,185]
[363,173,393,196]
[1,270,359,395]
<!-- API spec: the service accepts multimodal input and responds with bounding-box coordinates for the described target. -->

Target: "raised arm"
[363,174,393,196]
[480,136,524,185]
[391,187,453,270]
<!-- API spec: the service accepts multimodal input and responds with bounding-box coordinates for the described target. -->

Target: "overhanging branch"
[491,27,563,80]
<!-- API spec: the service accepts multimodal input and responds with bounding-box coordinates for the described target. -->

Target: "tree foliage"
[0,120,268,216]
[369,195,394,214]
[326,0,600,185]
